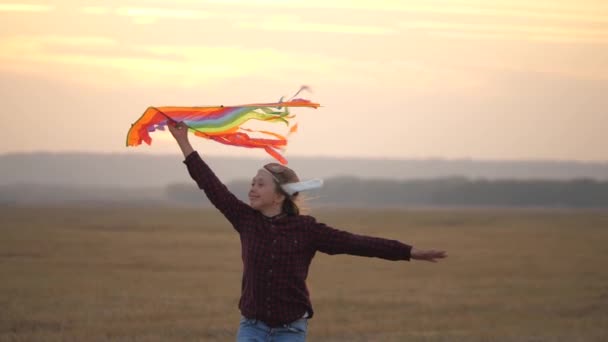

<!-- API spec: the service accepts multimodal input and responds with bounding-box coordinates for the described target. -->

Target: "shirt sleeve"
[183,151,252,230]
[308,217,412,261]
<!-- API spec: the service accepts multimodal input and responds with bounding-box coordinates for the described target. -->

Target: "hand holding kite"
[126,87,319,164]
[167,121,188,140]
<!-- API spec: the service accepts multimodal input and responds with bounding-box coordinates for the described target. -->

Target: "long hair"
[281,192,300,216]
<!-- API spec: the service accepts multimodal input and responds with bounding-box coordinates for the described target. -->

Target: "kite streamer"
[126,89,319,164]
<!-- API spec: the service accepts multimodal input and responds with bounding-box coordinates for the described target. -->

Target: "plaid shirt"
[184,151,412,327]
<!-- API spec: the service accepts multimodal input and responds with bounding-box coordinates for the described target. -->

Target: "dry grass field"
[1,206,607,341]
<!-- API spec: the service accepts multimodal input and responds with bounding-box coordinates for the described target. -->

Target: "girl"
[169,122,446,342]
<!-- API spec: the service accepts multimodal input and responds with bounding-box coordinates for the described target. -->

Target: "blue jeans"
[236,316,308,342]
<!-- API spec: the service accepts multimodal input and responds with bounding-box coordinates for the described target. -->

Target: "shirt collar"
[262,212,287,221]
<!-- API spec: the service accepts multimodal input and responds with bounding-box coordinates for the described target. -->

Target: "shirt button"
[268,269,273,274]
[273,239,277,244]
[271,254,275,259]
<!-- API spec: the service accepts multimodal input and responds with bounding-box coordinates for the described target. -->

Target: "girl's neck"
[260,205,282,218]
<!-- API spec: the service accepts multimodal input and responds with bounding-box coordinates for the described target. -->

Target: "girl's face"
[248,170,285,211]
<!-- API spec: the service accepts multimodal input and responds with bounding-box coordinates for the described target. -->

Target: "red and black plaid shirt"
[184,151,412,327]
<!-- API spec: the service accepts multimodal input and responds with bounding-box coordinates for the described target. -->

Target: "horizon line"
[1,150,607,164]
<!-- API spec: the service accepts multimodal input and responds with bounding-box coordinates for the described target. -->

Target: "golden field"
[1,207,607,341]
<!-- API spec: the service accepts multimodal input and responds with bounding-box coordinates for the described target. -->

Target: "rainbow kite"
[126,90,319,164]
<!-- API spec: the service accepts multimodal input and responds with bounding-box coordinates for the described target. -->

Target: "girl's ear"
[273,192,286,205]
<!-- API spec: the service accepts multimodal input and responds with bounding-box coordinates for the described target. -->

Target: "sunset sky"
[1,0,606,161]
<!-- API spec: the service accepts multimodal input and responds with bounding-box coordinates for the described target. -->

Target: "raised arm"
[169,122,252,229]
[170,121,195,158]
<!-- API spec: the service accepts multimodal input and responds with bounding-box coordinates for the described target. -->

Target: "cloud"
[0,35,332,88]
[81,5,394,34]
[81,6,217,24]
[115,7,214,24]
[400,21,608,44]
[0,3,53,12]
[238,16,396,35]
[25,35,118,47]
[0,33,483,92]
[191,0,608,23]
[397,5,607,24]
[81,6,111,15]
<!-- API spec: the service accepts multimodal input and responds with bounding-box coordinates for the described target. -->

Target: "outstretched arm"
[311,219,446,263]
[311,220,413,261]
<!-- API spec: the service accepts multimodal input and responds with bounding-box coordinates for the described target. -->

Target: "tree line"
[166,177,608,208]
